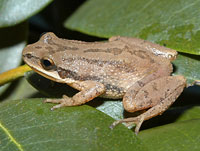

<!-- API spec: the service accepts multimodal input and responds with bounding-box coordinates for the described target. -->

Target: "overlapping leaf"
[0,0,53,27]
[0,22,27,94]
[65,0,200,55]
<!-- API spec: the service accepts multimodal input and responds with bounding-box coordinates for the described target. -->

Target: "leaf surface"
[173,53,200,84]
[139,119,200,151]
[0,22,27,94]
[0,99,145,151]
[65,0,200,55]
[0,0,53,27]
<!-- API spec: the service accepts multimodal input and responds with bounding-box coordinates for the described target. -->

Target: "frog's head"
[22,32,74,83]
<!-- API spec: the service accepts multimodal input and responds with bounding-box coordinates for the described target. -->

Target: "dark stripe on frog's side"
[57,67,101,81]
[84,48,124,55]
[105,84,125,95]
[57,67,125,94]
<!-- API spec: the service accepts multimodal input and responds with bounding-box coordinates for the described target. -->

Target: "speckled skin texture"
[23,32,186,133]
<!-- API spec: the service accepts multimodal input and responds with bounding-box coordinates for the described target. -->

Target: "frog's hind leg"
[111,75,186,134]
[44,81,105,110]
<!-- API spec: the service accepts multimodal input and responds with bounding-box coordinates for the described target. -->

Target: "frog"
[22,32,186,134]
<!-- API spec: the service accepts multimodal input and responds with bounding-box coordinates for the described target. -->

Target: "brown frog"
[22,32,186,133]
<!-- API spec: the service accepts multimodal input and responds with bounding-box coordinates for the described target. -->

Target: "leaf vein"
[162,1,199,24]
[0,121,23,151]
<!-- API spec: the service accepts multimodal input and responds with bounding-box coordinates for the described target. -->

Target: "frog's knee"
[123,95,137,112]
[122,93,148,113]
[123,95,152,113]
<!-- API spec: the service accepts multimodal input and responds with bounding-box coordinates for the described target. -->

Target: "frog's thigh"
[45,81,105,110]
[122,78,158,112]
[123,75,186,112]
[119,75,186,133]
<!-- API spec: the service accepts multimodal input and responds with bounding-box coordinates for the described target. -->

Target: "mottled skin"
[22,32,186,134]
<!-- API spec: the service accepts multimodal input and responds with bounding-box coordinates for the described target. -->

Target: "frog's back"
[54,40,172,99]
[42,34,173,98]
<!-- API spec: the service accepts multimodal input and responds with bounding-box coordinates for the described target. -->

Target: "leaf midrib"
[0,121,23,151]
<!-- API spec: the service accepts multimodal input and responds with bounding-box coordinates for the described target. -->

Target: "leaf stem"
[194,80,200,86]
[0,64,32,86]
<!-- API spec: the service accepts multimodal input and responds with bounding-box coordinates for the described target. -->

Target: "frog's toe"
[109,118,137,130]
[44,98,63,104]
[44,97,75,110]
[51,103,65,110]
[109,120,123,129]
[110,116,144,134]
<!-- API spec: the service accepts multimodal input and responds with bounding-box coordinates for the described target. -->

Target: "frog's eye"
[41,57,55,70]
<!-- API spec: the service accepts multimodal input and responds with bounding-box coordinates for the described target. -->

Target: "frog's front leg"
[111,75,186,134]
[44,81,105,110]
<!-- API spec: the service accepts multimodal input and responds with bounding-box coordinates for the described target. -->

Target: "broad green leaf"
[139,119,200,151]
[173,53,200,84]
[0,22,27,94]
[65,0,200,55]
[0,99,145,151]
[0,0,53,27]
[175,106,200,122]
[139,97,200,129]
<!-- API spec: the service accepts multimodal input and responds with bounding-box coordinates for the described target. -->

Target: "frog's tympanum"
[23,33,186,133]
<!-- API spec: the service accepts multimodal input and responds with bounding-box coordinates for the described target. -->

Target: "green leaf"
[0,0,53,27]
[139,119,200,151]
[0,99,145,151]
[65,0,200,55]
[0,22,27,94]
[175,106,200,122]
[173,53,200,84]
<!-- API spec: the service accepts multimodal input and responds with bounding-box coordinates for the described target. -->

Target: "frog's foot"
[44,95,75,110]
[110,116,144,134]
